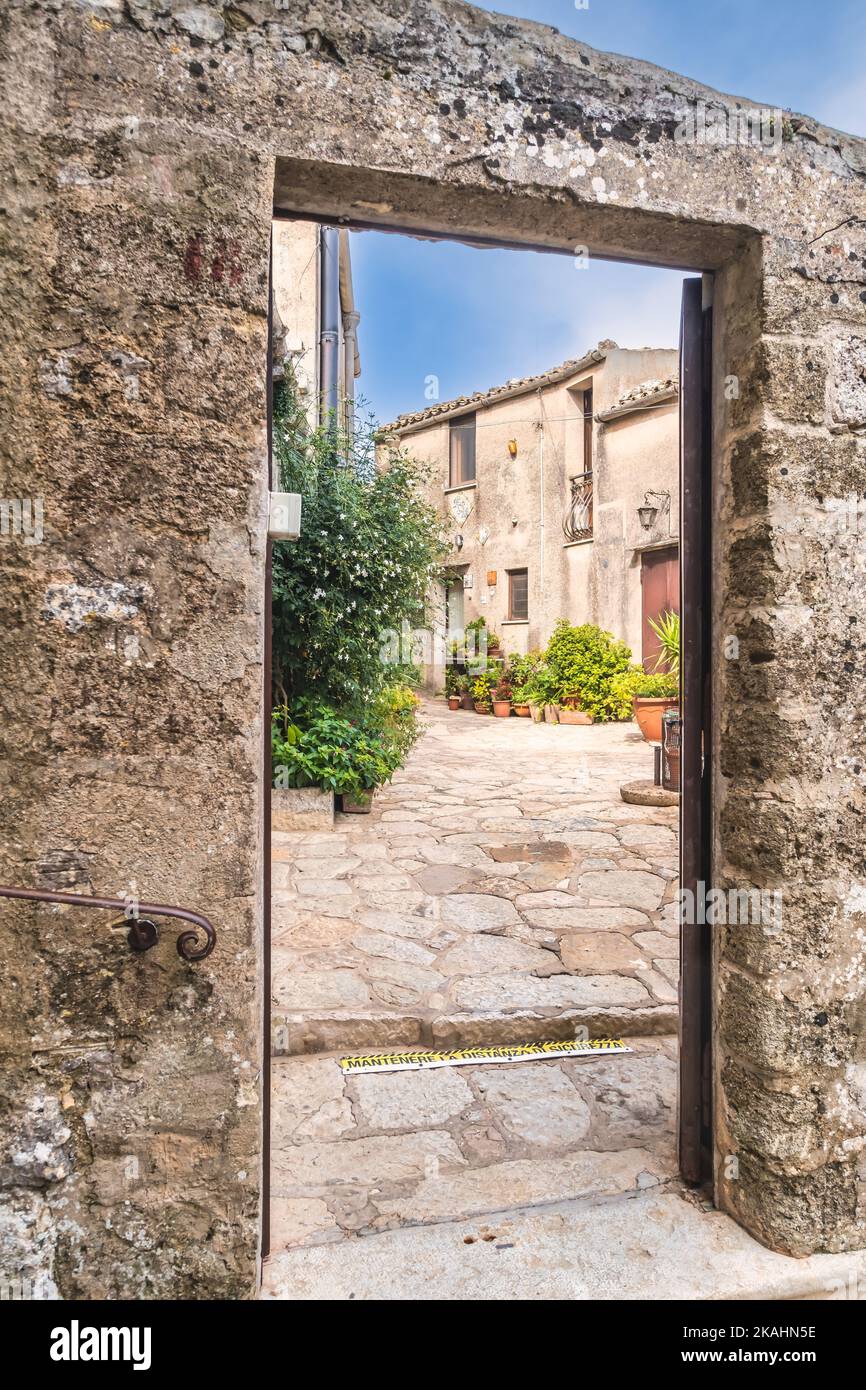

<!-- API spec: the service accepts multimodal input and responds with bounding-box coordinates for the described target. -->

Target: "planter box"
[340,792,373,814]
[272,786,334,832]
[529,702,545,723]
[558,707,593,725]
[544,704,559,724]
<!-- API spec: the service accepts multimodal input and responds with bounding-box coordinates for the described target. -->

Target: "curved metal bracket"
[0,886,216,961]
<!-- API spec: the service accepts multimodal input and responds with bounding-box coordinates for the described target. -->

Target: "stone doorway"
[13,1,864,1302]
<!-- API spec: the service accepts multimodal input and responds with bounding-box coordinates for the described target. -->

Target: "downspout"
[319,225,340,430]
[342,311,360,440]
[536,389,545,593]
[338,228,360,443]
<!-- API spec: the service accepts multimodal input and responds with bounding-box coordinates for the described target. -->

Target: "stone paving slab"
[268,1037,677,1251]
[262,1190,866,1302]
[272,699,679,1053]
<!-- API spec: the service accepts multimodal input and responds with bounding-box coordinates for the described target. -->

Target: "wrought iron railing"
[0,885,216,960]
[563,469,593,541]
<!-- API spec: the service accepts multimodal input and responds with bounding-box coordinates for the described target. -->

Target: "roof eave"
[378,349,607,437]
[596,387,679,424]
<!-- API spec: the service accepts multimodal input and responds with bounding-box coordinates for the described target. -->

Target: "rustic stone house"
[3,0,866,1300]
[379,343,679,684]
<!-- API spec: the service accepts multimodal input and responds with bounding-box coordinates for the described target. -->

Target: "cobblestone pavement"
[268,699,680,1253]
[270,1038,677,1250]
[272,698,679,1053]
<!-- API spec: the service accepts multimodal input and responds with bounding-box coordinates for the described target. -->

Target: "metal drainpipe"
[537,390,545,591]
[319,226,340,431]
[342,310,360,441]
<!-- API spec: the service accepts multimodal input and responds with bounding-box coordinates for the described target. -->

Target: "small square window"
[507,568,528,621]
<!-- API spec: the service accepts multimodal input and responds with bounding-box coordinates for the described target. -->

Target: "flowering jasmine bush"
[269,374,441,794]
[272,376,446,707]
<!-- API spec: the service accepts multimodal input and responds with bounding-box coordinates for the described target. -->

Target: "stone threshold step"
[261,1188,866,1302]
[272,1006,678,1056]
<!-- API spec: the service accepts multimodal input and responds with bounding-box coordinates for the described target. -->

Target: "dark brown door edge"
[678,275,714,1187]
[261,236,274,1259]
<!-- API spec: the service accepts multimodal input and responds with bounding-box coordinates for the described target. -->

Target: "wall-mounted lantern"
[638,490,671,530]
[455,534,464,550]
[507,439,518,458]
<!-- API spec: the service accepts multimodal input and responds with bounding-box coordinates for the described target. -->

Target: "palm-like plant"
[648,609,680,678]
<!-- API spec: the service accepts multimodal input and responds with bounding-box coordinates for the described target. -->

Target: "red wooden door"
[641,545,680,669]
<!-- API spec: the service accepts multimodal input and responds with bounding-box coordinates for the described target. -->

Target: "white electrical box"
[268,491,302,540]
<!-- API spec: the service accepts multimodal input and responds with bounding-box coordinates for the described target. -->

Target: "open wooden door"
[640,545,680,670]
[678,276,713,1187]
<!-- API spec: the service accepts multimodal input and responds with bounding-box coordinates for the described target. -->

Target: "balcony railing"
[564,470,593,542]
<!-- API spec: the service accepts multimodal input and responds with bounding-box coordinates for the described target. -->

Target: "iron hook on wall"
[0,886,217,961]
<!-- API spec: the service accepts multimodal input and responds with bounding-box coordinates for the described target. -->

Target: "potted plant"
[465,616,487,662]
[526,664,560,723]
[457,674,473,709]
[487,628,502,656]
[511,681,532,717]
[444,667,461,711]
[492,675,512,717]
[472,672,492,713]
[631,671,679,742]
[630,610,680,742]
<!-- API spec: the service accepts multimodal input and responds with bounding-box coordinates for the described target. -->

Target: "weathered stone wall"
[1,0,864,1287]
[0,1,272,1297]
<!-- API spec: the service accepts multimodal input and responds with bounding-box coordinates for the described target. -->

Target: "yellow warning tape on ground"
[339,1038,632,1075]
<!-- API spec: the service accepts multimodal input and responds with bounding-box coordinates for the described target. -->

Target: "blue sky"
[350,0,865,425]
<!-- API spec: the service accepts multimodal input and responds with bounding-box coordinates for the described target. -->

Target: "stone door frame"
[269,197,719,1245]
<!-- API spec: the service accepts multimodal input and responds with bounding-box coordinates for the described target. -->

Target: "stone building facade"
[379,344,679,686]
[2,0,865,1297]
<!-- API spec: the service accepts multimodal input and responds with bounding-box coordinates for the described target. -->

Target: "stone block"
[272,787,335,833]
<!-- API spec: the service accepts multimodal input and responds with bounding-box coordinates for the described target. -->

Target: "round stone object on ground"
[619,780,679,808]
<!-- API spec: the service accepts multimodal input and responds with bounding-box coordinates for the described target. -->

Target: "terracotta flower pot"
[513,703,531,718]
[492,700,511,718]
[633,696,678,743]
[474,701,491,714]
[460,693,474,710]
[557,707,593,725]
[447,696,460,710]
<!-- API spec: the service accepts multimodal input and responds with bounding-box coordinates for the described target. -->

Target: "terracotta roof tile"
[596,375,679,422]
[378,341,619,434]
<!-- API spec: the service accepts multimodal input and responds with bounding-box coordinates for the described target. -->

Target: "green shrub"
[609,667,679,718]
[271,688,419,796]
[271,370,447,708]
[544,620,633,722]
[506,651,544,702]
[471,671,494,703]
